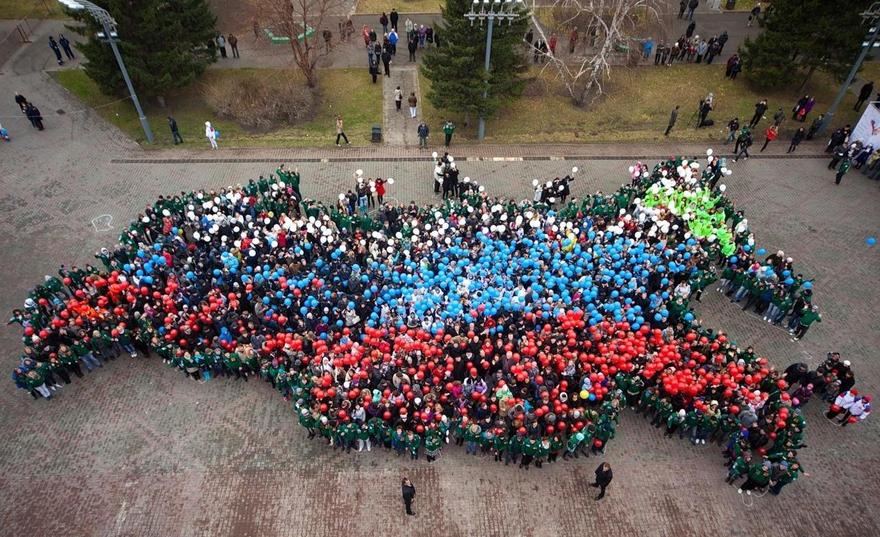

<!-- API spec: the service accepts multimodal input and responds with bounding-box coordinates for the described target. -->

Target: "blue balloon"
[868,237,877,246]
[757,248,767,256]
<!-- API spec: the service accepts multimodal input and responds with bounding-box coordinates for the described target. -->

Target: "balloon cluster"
[11,156,818,483]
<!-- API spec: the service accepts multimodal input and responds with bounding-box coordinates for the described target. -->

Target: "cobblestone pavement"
[2,50,880,537]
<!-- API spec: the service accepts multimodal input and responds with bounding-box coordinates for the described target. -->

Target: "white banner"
[850,101,880,148]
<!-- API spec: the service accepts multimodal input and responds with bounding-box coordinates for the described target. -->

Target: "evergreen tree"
[67,0,217,99]
[739,0,871,89]
[421,0,528,123]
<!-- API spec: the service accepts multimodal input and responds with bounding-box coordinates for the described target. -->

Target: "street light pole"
[819,2,880,136]
[466,0,523,141]
[58,0,154,144]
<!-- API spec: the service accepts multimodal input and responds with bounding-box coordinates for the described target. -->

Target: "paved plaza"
[1,26,880,537]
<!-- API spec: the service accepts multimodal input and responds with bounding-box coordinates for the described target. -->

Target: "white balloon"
[706,148,714,156]
[719,184,727,192]
[356,169,363,176]
[572,166,579,173]
[387,177,394,184]
[432,152,438,159]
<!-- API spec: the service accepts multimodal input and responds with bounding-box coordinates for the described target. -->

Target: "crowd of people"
[362,12,436,83]
[8,154,870,496]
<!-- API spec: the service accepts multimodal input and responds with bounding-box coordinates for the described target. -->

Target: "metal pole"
[477,15,494,141]
[102,18,154,143]
[819,23,880,136]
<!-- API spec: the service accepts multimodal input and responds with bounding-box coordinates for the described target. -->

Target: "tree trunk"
[799,65,817,90]
[156,95,166,108]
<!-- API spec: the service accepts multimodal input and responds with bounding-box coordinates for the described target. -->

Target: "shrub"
[203,71,319,130]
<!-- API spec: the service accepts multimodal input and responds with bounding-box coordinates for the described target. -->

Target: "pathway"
[382,65,419,146]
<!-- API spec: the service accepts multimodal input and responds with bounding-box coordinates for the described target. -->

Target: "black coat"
[594,464,613,486]
[402,483,415,501]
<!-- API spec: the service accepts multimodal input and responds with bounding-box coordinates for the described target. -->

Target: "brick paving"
[2,29,880,537]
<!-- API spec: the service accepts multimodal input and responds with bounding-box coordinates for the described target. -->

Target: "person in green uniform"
[738,462,771,494]
[443,120,455,147]
[299,408,317,439]
[725,451,751,484]
[791,305,821,341]
[406,430,421,460]
[424,426,441,462]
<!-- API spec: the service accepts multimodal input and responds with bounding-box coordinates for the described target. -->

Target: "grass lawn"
[355,0,442,14]
[52,68,382,148]
[419,64,861,144]
[0,0,66,19]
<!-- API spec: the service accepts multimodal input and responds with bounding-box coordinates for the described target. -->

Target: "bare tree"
[532,0,661,106]
[258,0,344,87]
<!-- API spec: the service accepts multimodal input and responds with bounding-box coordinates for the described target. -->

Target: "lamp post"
[58,0,154,143]
[465,0,523,141]
[819,2,880,136]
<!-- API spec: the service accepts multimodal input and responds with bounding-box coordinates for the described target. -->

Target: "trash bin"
[371,124,382,143]
[725,0,736,9]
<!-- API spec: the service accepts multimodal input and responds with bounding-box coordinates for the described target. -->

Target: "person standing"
[401,477,416,516]
[204,121,218,149]
[217,34,227,58]
[388,28,398,55]
[443,120,455,147]
[568,26,578,54]
[229,34,239,58]
[834,158,851,186]
[417,122,429,148]
[335,115,351,145]
[381,47,392,77]
[58,34,75,61]
[749,99,768,128]
[665,105,679,136]
[760,125,778,152]
[590,462,613,500]
[855,81,874,110]
[394,86,403,112]
[772,107,785,127]
[408,92,418,118]
[379,12,389,35]
[787,127,805,153]
[725,117,739,143]
[390,8,399,31]
[408,34,418,61]
[168,116,183,144]
[48,36,64,65]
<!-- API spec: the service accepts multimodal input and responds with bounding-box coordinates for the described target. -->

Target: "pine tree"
[421,0,528,124]
[739,0,871,89]
[67,0,217,99]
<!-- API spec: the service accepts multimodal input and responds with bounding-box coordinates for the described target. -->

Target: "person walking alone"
[835,158,851,185]
[760,125,777,152]
[335,115,351,145]
[204,121,218,149]
[401,477,416,516]
[787,127,805,153]
[394,86,403,112]
[443,120,455,147]
[665,105,679,136]
[749,99,768,128]
[590,462,613,500]
[417,122,429,149]
[168,116,184,144]
[855,81,874,110]
[408,92,418,118]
